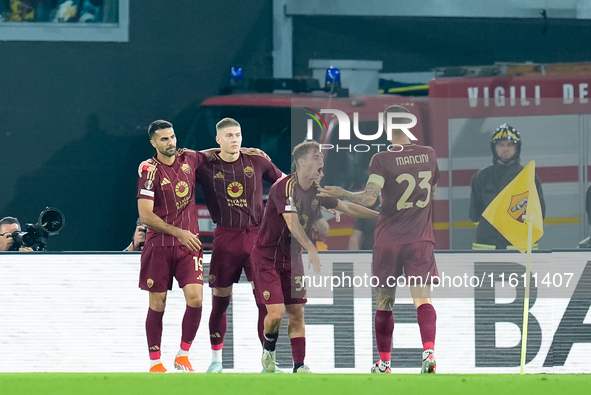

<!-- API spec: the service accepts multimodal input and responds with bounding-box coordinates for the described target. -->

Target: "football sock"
[375,310,394,362]
[211,349,222,363]
[146,308,164,361]
[417,303,437,351]
[263,332,278,352]
[209,295,231,348]
[180,305,202,355]
[256,301,267,346]
[291,337,306,371]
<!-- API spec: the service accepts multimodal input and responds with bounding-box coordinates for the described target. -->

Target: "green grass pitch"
[1,373,589,395]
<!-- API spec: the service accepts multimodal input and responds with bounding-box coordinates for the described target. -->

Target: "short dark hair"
[216,118,240,132]
[0,216,20,229]
[292,140,321,168]
[148,120,173,139]
[384,104,411,125]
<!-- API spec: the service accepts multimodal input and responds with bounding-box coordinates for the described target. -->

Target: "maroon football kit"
[252,174,338,305]
[196,152,282,288]
[137,149,206,292]
[368,144,440,285]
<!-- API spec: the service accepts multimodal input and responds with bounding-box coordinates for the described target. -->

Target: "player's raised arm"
[317,181,382,208]
[334,200,379,219]
[282,213,321,273]
[138,199,202,251]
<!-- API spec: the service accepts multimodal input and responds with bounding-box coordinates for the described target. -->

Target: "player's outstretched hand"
[317,185,345,199]
[307,248,322,273]
[176,230,202,251]
[137,159,155,176]
[321,206,341,222]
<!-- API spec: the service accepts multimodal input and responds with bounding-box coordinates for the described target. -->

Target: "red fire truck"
[185,66,591,250]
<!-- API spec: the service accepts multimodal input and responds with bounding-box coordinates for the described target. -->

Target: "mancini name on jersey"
[396,153,430,166]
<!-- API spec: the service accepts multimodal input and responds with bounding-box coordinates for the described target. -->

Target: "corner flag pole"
[520,214,534,374]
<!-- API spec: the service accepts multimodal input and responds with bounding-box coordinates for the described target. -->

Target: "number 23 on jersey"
[396,171,432,210]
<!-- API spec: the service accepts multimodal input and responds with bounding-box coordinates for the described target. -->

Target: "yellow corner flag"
[481,160,544,253]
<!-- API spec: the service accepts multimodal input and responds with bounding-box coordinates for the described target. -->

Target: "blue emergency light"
[325,66,341,86]
[230,66,244,83]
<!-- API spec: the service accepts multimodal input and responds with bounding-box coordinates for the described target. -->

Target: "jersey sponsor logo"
[214,171,224,179]
[244,166,255,178]
[227,181,244,198]
[311,198,319,210]
[263,290,270,300]
[176,195,192,210]
[175,181,190,198]
[140,189,155,197]
[509,192,528,223]
[181,163,191,174]
[144,180,153,190]
[227,198,248,207]
[161,178,171,186]
[147,278,154,288]
[300,214,309,229]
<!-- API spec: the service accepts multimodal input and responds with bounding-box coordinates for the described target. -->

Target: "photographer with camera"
[124,218,148,251]
[0,217,34,252]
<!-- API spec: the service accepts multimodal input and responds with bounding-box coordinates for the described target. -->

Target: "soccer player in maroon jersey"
[198,118,284,373]
[137,120,207,373]
[138,118,287,372]
[253,140,378,373]
[318,105,440,374]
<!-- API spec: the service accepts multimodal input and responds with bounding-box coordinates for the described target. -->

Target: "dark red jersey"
[254,174,337,264]
[367,144,439,246]
[137,149,206,246]
[196,152,282,228]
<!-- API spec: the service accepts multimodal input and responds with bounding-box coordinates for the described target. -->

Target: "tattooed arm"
[317,182,381,208]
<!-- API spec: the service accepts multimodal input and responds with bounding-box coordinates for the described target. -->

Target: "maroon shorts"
[251,248,307,305]
[208,225,259,288]
[139,244,204,292]
[373,241,438,287]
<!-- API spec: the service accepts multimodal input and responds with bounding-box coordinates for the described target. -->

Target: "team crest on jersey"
[144,180,153,190]
[263,290,270,300]
[244,166,255,178]
[181,163,191,174]
[147,279,154,288]
[311,198,319,210]
[161,178,171,186]
[175,181,189,198]
[214,171,224,179]
[508,191,528,224]
[227,181,244,198]
[209,274,216,284]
